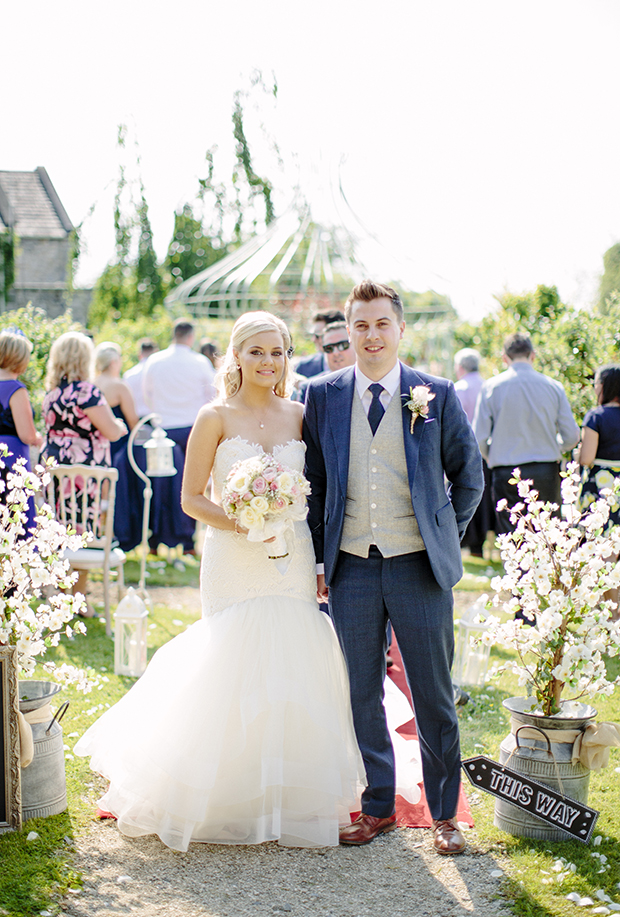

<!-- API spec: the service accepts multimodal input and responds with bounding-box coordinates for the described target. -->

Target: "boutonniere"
[404,385,435,433]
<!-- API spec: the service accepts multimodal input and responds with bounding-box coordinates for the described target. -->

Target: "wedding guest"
[295,310,345,378]
[123,338,158,418]
[199,339,221,371]
[576,364,620,619]
[0,329,43,534]
[454,348,494,557]
[42,331,127,612]
[473,332,579,536]
[94,341,142,552]
[142,319,216,554]
[293,322,356,404]
[94,342,139,453]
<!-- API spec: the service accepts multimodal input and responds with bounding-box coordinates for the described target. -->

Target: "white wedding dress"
[75,438,367,850]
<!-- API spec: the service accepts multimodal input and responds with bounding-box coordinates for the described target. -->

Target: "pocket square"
[424,417,436,423]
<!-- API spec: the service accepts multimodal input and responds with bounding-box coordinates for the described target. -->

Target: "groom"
[303,281,483,854]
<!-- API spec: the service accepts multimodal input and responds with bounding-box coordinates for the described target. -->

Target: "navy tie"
[367,383,385,435]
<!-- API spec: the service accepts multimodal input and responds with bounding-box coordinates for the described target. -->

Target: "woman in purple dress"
[0,329,43,534]
[41,331,127,612]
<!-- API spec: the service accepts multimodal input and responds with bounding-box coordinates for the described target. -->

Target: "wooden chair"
[44,464,126,636]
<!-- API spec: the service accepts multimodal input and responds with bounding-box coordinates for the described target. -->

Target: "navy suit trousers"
[328,549,461,821]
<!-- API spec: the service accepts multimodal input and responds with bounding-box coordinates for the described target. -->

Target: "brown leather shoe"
[339,813,397,845]
[432,818,466,855]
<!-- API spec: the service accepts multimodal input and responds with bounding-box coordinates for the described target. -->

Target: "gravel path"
[65,586,510,917]
[64,818,510,917]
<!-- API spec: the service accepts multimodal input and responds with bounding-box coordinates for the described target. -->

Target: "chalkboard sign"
[0,647,21,834]
[462,755,598,843]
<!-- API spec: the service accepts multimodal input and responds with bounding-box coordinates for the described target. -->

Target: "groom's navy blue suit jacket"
[303,362,484,592]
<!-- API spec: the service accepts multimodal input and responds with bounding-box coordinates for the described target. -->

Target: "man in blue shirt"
[473,332,579,535]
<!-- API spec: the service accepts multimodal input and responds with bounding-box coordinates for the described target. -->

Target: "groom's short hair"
[344,281,403,324]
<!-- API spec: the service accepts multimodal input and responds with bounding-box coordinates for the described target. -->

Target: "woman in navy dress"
[94,342,143,552]
[0,330,43,534]
[577,363,620,619]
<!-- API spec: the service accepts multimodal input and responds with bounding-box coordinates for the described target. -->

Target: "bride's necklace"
[239,398,271,429]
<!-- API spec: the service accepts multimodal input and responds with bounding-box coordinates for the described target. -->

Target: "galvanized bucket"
[19,681,69,821]
[494,697,596,841]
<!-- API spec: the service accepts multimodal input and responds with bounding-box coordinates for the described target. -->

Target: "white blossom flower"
[477,463,620,715]
[0,454,97,692]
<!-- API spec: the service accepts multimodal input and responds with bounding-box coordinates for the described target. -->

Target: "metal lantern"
[453,599,491,688]
[114,587,149,677]
[127,414,178,604]
[143,423,176,477]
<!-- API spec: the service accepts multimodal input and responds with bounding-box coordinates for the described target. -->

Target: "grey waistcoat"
[340,389,425,557]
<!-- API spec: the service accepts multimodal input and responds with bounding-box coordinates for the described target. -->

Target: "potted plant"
[0,448,93,684]
[478,463,620,839]
[1,448,98,822]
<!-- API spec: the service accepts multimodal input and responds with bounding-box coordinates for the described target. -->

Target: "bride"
[75,312,367,850]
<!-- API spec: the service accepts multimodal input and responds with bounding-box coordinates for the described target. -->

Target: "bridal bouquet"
[222,454,311,565]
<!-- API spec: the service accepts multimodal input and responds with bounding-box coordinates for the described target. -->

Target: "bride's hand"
[233,521,274,542]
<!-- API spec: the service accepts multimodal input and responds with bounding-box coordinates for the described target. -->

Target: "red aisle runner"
[384,639,473,828]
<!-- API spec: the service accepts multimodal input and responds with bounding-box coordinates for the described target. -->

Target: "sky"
[3,0,620,322]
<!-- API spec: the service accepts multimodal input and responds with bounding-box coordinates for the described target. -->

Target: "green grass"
[456,549,620,916]
[1,552,619,916]
[0,556,202,917]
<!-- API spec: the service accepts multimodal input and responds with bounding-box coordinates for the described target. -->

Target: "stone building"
[0,167,90,323]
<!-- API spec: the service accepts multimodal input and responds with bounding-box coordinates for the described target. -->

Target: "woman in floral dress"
[41,331,127,611]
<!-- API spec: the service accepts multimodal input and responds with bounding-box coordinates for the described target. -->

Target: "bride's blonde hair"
[217,311,294,399]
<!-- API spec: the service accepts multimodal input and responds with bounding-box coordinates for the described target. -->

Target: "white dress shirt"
[355,362,402,413]
[142,344,216,429]
[123,361,150,417]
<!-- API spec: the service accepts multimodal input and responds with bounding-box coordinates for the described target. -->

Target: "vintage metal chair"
[44,464,126,636]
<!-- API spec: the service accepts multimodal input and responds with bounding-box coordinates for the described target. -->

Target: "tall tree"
[599,242,620,313]
[164,204,226,288]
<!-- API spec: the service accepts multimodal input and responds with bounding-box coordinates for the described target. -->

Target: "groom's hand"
[316,574,329,603]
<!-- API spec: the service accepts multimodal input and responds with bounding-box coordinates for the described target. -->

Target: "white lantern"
[143,423,176,477]
[452,599,491,688]
[127,414,178,600]
[114,587,148,677]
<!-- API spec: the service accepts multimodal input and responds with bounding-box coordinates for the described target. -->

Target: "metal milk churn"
[494,696,595,841]
[19,681,69,820]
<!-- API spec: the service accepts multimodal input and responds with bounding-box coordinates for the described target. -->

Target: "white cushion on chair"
[64,547,126,569]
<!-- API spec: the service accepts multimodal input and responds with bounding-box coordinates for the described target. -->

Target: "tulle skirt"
[75,594,366,850]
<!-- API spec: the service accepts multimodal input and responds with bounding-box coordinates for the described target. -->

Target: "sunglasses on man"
[322,340,351,354]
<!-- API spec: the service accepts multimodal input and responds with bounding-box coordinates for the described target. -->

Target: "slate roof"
[0,167,73,238]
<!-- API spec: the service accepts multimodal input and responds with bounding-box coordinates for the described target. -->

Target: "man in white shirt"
[454,348,492,557]
[142,320,216,554]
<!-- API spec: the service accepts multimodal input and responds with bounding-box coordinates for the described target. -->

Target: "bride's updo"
[217,311,294,399]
